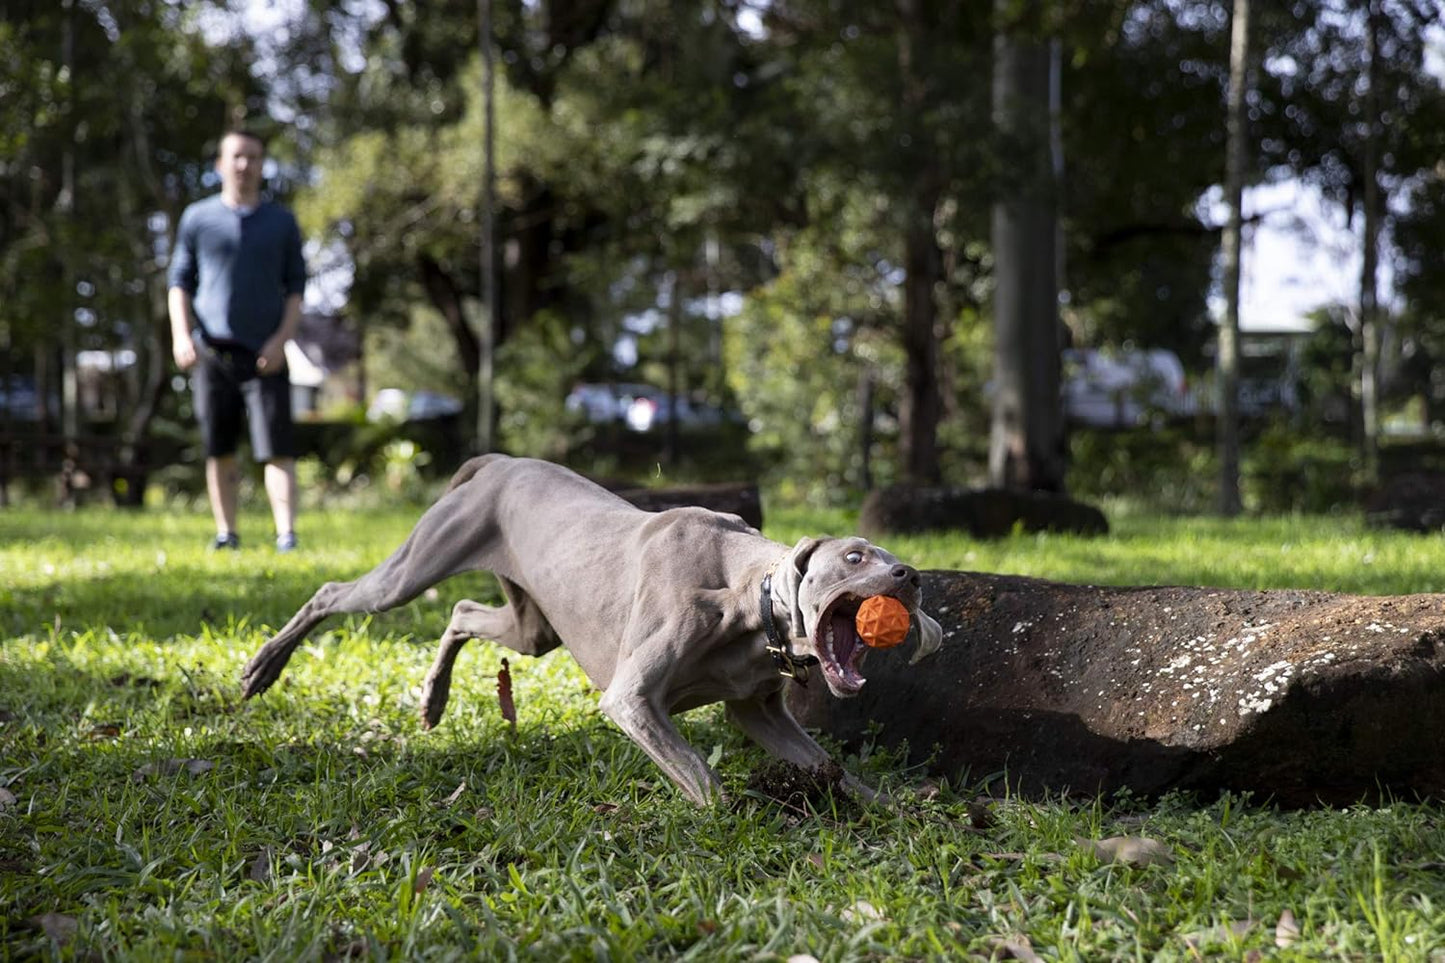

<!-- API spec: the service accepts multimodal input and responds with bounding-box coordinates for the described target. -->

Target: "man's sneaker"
[211,533,241,551]
[275,532,299,553]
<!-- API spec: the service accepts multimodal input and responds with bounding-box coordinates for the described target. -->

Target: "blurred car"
[1062,348,1191,428]
[0,378,42,421]
[565,382,658,424]
[623,392,736,432]
[566,382,739,433]
[367,388,463,423]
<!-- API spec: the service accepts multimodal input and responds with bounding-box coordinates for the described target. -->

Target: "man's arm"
[168,286,198,371]
[258,210,308,374]
[167,207,199,371]
[258,292,303,374]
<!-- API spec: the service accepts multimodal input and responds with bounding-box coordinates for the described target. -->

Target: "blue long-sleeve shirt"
[168,195,307,351]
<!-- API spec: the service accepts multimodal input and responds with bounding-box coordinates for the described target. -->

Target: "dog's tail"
[445,453,508,492]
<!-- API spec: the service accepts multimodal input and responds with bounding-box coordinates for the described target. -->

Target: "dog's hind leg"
[420,577,561,728]
[241,492,500,699]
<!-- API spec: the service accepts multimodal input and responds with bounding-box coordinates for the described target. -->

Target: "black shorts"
[192,340,295,462]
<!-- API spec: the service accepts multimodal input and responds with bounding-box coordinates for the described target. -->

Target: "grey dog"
[241,454,943,805]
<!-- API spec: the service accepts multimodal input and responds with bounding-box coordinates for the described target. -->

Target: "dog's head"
[773,535,944,698]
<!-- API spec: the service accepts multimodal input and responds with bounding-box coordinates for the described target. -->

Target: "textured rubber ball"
[854,595,910,649]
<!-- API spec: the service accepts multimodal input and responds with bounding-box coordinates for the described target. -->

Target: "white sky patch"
[1202,179,1390,334]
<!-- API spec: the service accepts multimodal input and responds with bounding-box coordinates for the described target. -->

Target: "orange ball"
[855,595,911,649]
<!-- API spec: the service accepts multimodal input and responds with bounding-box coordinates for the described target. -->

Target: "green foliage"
[6,507,1445,958]
[1068,426,1219,514]
[724,207,909,503]
[494,309,590,462]
[1068,422,1378,516]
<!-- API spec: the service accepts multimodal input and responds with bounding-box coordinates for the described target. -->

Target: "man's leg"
[207,455,241,541]
[249,371,298,550]
[194,352,244,548]
[265,458,297,543]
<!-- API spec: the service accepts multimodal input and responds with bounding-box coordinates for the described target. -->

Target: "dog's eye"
[846,551,863,564]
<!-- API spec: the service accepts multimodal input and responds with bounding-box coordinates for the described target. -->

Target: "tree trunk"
[476,0,497,454]
[896,0,943,485]
[1358,1,1382,487]
[901,188,943,484]
[988,1,1064,493]
[1216,0,1251,517]
[417,253,482,401]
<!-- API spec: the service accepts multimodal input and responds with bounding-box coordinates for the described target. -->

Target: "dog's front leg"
[726,690,883,804]
[598,683,722,806]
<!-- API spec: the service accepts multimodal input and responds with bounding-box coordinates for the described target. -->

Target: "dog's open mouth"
[814,595,872,696]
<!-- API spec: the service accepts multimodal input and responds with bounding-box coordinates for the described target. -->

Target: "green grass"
[4,502,1445,960]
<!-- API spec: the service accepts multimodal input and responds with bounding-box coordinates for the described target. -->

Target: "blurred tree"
[1216,0,1251,517]
[1058,0,1229,365]
[989,0,1065,493]
[294,0,803,456]
[759,0,993,485]
[1253,0,1445,450]
[0,0,263,499]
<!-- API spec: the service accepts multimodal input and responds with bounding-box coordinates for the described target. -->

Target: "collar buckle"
[761,573,819,685]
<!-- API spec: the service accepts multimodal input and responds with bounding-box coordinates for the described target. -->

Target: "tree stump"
[788,570,1445,806]
[859,486,1108,539]
[1364,473,1445,533]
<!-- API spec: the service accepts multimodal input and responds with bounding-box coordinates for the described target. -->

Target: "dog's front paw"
[239,643,288,699]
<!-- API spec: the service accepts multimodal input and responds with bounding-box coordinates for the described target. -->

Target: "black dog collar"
[760,573,820,685]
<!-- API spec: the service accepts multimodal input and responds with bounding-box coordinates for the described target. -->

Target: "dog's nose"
[891,564,919,587]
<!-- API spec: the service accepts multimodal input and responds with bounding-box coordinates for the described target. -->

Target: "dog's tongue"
[829,610,866,687]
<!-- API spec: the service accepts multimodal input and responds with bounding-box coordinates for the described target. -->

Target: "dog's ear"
[778,536,825,638]
[909,609,944,664]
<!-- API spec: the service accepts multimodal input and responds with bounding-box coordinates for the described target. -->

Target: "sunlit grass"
[3,501,1445,959]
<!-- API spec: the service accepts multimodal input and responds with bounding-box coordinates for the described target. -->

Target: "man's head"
[216,129,266,203]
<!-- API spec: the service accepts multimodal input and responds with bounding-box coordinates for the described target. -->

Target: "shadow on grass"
[4,567,502,641]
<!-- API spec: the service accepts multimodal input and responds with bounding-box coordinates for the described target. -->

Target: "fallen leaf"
[967,798,997,831]
[414,866,434,894]
[988,935,1044,961]
[1181,918,1254,951]
[1275,909,1300,948]
[498,658,516,728]
[807,853,825,870]
[841,900,884,924]
[87,723,122,739]
[980,851,1065,864]
[592,802,620,814]
[351,841,373,874]
[334,938,368,958]
[249,848,272,883]
[132,758,214,782]
[441,781,467,807]
[1081,835,1175,868]
[0,787,16,809]
[28,913,78,944]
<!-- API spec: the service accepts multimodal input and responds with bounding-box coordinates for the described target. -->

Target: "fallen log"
[613,481,763,530]
[788,570,1445,807]
[859,486,1108,539]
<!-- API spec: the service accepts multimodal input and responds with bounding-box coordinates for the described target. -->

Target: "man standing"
[168,129,307,552]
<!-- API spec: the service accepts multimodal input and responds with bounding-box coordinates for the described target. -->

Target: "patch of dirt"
[744,759,858,817]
